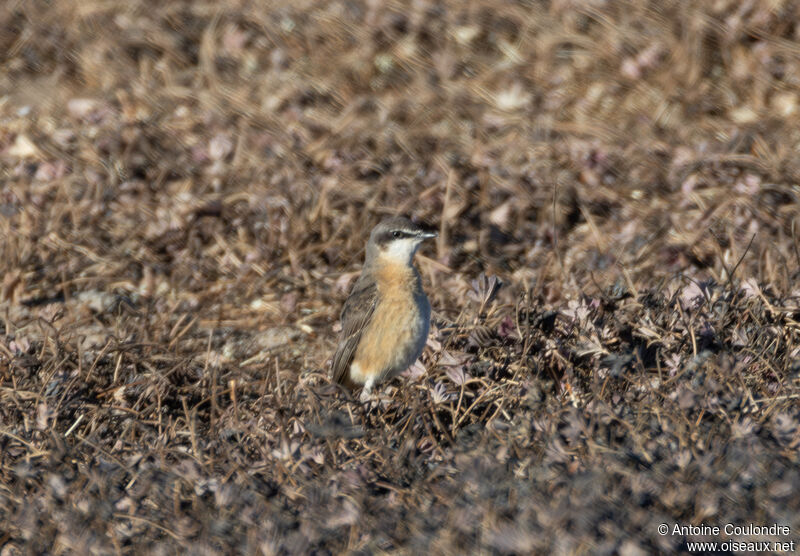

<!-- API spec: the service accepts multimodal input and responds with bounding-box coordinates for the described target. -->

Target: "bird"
[331,216,437,396]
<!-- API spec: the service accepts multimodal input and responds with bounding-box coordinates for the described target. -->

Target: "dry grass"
[1,0,800,553]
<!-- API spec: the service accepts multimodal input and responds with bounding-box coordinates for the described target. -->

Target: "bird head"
[365,216,437,266]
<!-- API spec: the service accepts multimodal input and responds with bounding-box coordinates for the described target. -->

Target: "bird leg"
[359,377,375,403]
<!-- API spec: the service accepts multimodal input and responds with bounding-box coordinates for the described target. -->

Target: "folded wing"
[331,279,378,386]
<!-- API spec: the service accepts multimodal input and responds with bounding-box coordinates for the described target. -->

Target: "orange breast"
[350,261,425,383]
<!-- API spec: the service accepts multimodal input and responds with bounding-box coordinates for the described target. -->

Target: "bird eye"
[392,231,402,238]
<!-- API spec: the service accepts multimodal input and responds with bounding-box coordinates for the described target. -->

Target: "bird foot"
[359,387,374,404]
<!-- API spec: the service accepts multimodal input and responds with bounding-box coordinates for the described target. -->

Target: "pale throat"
[378,239,421,266]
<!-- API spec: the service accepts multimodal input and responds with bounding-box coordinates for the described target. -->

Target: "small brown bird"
[331,216,437,395]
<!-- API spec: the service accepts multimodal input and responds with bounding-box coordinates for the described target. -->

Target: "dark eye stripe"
[391,230,413,239]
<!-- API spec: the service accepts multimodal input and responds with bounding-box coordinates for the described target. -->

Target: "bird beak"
[417,230,438,239]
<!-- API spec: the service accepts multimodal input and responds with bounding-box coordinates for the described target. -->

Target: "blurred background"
[1,0,799,553]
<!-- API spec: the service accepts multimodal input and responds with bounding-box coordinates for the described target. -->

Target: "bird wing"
[331,278,378,385]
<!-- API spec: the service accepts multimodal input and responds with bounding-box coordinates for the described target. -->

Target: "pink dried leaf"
[740,277,760,299]
[335,271,360,294]
[8,336,30,354]
[469,272,502,307]
[222,24,250,54]
[209,133,234,161]
[426,332,442,351]
[445,365,470,386]
[402,359,427,381]
[497,315,518,339]
[680,281,707,308]
[438,350,471,367]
